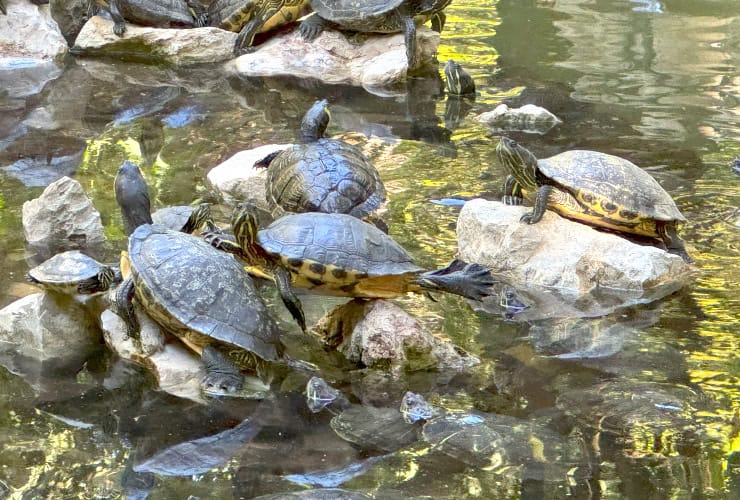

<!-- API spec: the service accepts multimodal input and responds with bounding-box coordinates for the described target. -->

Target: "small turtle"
[330,404,421,452]
[444,59,475,97]
[256,99,387,230]
[300,0,451,69]
[207,0,311,55]
[26,250,119,295]
[91,0,206,37]
[496,137,692,262]
[206,203,495,332]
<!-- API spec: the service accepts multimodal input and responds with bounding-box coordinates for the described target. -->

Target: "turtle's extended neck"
[232,206,272,267]
[299,99,330,143]
[496,137,539,190]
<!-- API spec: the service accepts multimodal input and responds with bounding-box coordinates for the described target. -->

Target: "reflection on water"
[0,0,738,497]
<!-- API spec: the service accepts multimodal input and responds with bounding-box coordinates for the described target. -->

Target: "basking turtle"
[114,223,284,393]
[496,137,692,262]
[91,0,207,37]
[256,99,387,229]
[206,203,495,331]
[300,0,452,68]
[207,0,311,55]
[27,250,119,295]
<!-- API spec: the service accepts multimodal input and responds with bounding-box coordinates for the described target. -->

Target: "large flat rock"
[0,1,67,62]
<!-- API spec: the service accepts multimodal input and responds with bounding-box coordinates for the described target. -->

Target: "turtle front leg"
[108,0,126,37]
[112,278,140,340]
[659,223,693,263]
[201,344,244,393]
[502,175,525,206]
[299,13,330,41]
[401,15,418,69]
[521,185,552,224]
[274,266,306,333]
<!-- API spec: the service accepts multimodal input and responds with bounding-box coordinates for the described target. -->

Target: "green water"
[0,0,738,497]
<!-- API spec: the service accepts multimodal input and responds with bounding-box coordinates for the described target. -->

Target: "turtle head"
[496,137,539,190]
[232,202,261,258]
[444,59,475,96]
[114,160,153,236]
[300,99,331,143]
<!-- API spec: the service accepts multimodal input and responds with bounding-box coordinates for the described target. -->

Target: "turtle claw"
[520,213,534,224]
[113,22,126,37]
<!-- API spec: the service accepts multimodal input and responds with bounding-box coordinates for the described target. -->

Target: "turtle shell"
[128,224,280,361]
[27,250,111,294]
[258,212,422,287]
[310,0,405,24]
[266,138,386,219]
[116,0,198,27]
[538,150,686,224]
[151,205,193,232]
[330,405,420,452]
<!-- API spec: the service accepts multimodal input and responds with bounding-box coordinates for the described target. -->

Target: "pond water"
[1,0,739,498]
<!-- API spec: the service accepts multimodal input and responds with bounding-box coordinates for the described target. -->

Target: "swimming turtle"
[91,0,206,37]
[26,250,119,295]
[256,99,387,229]
[444,59,475,97]
[113,223,284,393]
[114,160,216,236]
[496,137,692,262]
[207,0,311,55]
[206,203,495,332]
[300,0,451,69]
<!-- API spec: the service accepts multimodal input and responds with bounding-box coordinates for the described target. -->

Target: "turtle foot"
[520,213,535,224]
[113,23,126,37]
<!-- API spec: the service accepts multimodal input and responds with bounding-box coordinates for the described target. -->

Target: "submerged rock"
[225,27,441,92]
[21,176,106,252]
[477,104,561,135]
[457,199,694,297]
[0,1,67,61]
[72,16,236,65]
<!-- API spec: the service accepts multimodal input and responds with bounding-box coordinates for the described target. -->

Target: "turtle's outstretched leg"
[401,15,418,69]
[201,344,244,393]
[112,278,140,341]
[274,267,306,333]
[108,0,126,37]
[415,260,494,301]
[521,185,552,223]
[659,223,693,263]
[299,13,331,41]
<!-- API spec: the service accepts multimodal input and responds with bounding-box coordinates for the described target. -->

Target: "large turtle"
[27,250,119,295]
[207,0,311,55]
[300,0,451,68]
[91,0,207,37]
[206,203,494,332]
[113,223,284,393]
[496,137,692,262]
[256,99,387,229]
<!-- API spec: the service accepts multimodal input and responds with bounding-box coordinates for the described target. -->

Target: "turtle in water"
[300,0,451,69]
[255,99,387,231]
[207,0,311,55]
[444,59,475,97]
[114,160,216,236]
[91,0,207,37]
[206,203,495,332]
[26,250,120,295]
[113,223,285,393]
[496,137,692,262]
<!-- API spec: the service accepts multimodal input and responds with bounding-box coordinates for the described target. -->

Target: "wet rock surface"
[477,103,562,134]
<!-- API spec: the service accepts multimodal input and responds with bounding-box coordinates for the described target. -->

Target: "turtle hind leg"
[415,260,495,301]
[108,0,127,37]
[401,15,418,69]
[112,278,140,341]
[659,223,693,263]
[201,344,244,393]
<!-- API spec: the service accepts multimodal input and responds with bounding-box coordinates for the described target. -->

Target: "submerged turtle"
[114,223,284,393]
[27,250,119,295]
[206,203,494,331]
[496,137,692,262]
[91,0,206,37]
[207,0,311,55]
[256,99,387,229]
[300,0,452,68]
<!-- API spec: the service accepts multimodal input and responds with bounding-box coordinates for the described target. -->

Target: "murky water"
[1,0,739,498]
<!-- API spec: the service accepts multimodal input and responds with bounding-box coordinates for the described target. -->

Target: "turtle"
[299,0,452,69]
[91,0,207,37]
[113,223,284,393]
[205,202,495,332]
[444,59,475,97]
[255,99,387,230]
[207,0,311,55]
[496,137,692,262]
[26,250,120,295]
[114,160,216,236]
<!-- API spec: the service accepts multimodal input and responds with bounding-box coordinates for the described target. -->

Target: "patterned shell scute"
[258,213,423,276]
[29,250,102,283]
[538,150,686,222]
[129,224,280,361]
[311,0,405,23]
[267,139,386,218]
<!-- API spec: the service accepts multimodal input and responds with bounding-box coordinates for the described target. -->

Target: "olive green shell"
[129,224,280,361]
[94,0,197,27]
[311,0,449,32]
[266,138,386,218]
[27,250,112,294]
[538,150,686,223]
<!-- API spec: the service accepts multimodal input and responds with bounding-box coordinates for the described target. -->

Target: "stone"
[0,60,63,99]
[22,176,106,251]
[206,143,292,208]
[225,27,441,93]
[456,199,694,297]
[0,1,68,61]
[477,104,562,135]
[72,16,237,66]
[314,299,480,372]
[50,0,89,46]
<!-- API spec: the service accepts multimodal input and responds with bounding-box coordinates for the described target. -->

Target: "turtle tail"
[414,260,495,301]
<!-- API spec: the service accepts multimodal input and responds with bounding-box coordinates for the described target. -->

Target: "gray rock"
[72,16,237,65]
[0,60,63,99]
[22,176,106,251]
[225,27,441,93]
[476,104,561,135]
[457,199,694,297]
[0,1,68,61]
[2,149,84,187]
[314,299,480,372]
[50,0,90,46]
